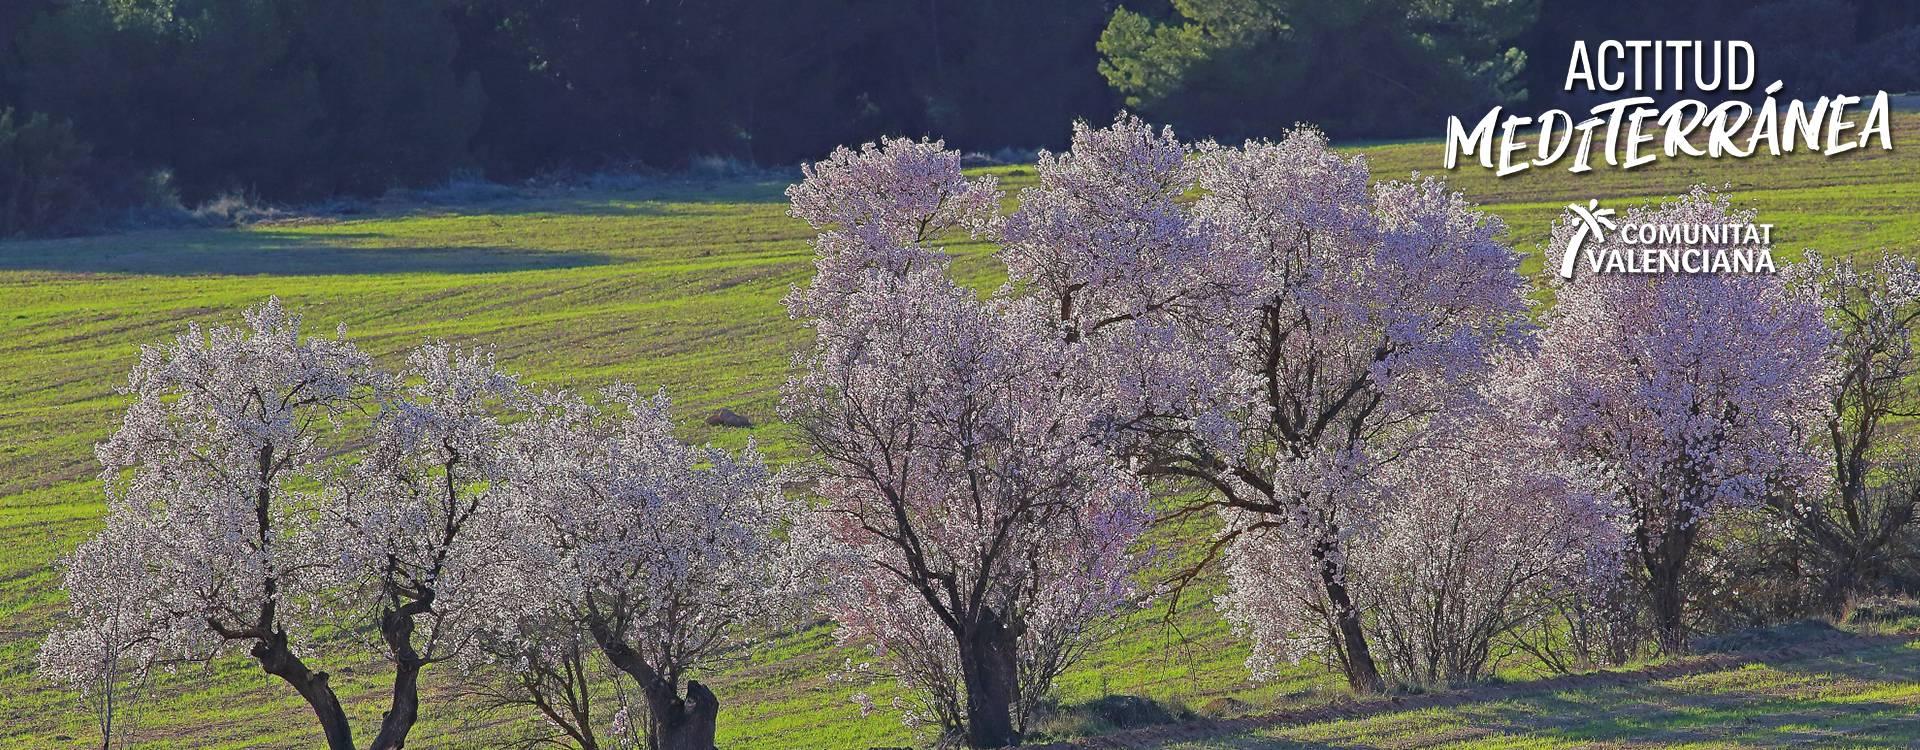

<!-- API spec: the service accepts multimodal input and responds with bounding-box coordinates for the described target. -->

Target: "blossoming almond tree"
[38,524,177,749]
[45,301,537,750]
[783,137,1149,748]
[317,342,528,748]
[998,120,1531,693]
[1778,251,1920,613]
[782,136,1000,321]
[1529,190,1833,652]
[997,115,1239,436]
[50,300,378,750]
[498,385,795,750]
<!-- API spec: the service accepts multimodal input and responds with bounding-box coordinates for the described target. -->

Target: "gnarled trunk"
[641,678,718,750]
[368,660,421,750]
[958,607,1022,748]
[1640,517,1698,654]
[251,630,355,750]
[362,586,432,750]
[587,618,718,750]
[1317,552,1385,693]
[369,604,426,750]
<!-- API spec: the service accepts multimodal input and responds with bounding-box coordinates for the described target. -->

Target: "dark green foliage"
[0,108,96,235]
[1517,0,1920,109]
[0,0,1914,215]
[1098,0,1534,141]
[9,0,478,203]
[442,0,1119,177]
[1,0,1122,203]
[1104,0,1920,142]
[292,0,484,196]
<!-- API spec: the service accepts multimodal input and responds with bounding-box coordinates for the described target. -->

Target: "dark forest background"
[2,0,1918,234]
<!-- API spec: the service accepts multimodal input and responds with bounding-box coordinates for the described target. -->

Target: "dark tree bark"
[369,602,429,750]
[233,443,356,750]
[588,618,719,750]
[1316,545,1385,693]
[1637,511,1698,654]
[641,678,718,750]
[250,630,356,750]
[958,607,1022,748]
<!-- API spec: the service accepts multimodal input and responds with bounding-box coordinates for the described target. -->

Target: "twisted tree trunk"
[1316,543,1385,693]
[242,444,355,750]
[958,607,1022,748]
[369,603,428,750]
[641,678,718,750]
[588,618,718,750]
[251,630,355,750]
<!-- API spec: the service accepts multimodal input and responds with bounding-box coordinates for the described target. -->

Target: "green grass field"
[1152,634,1920,749]
[4,115,1920,749]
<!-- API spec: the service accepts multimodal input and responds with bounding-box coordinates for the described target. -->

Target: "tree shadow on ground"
[364,177,795,219]
[1458,679,1920,750]
[0,229,612,276]
[1196,692,1919,749]
[1187,640,1920,749]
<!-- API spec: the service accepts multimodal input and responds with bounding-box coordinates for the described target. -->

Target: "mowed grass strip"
[3,115,1920,748]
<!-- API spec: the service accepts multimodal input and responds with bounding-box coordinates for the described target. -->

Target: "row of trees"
[44,116,1920,749]
[1104,0,1920,144]
[0,0,1118,219]
[40,303,801,750]
[777,117,1920,743]
[9,0,1920,235]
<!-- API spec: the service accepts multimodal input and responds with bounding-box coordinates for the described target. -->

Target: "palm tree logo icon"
[1559,199,1617,279]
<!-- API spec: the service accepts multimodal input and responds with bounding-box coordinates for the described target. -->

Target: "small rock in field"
[705,408,752,428]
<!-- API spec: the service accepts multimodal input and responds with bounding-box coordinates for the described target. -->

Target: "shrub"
[1844,595,1920,635]
[1026,695,1194,739]
[1358,403,1623,688]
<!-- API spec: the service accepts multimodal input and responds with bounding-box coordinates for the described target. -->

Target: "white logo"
[1559,199,1616,279]
[1555,199,1775,278]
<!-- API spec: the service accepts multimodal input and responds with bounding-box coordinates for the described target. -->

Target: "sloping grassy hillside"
[4,115,1920,749]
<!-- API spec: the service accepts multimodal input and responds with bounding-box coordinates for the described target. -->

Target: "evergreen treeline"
[1,0,1916,234]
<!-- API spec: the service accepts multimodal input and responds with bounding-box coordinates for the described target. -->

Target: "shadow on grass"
[375,177,795,218]
[1199,691,1919,749]
[0,229,613,276]
[1189,641,1920,749]
[1457,681,1920,750]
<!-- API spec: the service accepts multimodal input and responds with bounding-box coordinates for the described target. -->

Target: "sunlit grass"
[4,116,1920,748]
